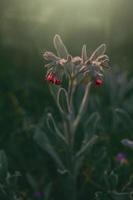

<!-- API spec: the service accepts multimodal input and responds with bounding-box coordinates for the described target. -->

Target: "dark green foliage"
[0,10,133,198]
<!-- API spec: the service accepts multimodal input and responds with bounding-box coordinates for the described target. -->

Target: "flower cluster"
[43,35,110,87]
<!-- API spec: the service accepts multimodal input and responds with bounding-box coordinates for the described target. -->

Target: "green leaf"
[47,113,67,144]
[84,112,100,137]
[90,44,106,61]
[109,171,118,190]
[49,84,61,102]
[103,170,110,190]
[111,191,131,200]
[115,108,133,130]
[95,191,131,200]
[95,191,109,200]
[53,34,69,59]
[74,82,91,131]
[44,182,53,200]
[85,112,100,127]
[81,44,87,62]
[76,135,98,158]
[73,155,84,178]
[57,87,70,115]
[0,150,8,181]
[34,127,66,171]
[26,173,37,190]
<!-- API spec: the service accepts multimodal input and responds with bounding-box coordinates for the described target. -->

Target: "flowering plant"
[0,35,133,200]
[34,35,111,200]
[33,35,133,200]
[44,34,110,135]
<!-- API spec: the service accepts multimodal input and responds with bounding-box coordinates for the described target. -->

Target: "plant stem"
[73,82,91,132]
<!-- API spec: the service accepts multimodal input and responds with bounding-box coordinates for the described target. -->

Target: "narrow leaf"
[44,182,53,200]
[109,171,118,190]
[0,150,8,180]
[90,44,106,61]
[74,82,91,131]
[57,87,70,115]
[34,127,66,171]
[111,191,131,200]
[53,34,69,59]
[85,112,100,130]
[81,44,87,62]
[47,113,67,144]
[76,135,98,157]
[115,108,133,129]
[26,173,37,190]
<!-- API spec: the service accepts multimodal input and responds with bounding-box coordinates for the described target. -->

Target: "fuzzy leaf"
[0,150,8,181]
[57,87,70,115]
[111,191,131,200]
[43,51,59,61]
[95,191,131,200]
[104,170,110,190]
[44,182,53,200]
[34,127,66,171]
[49,84,61,101]
[115,108,133,130]
[109,171,118,190]
[73,155,84,178]
[95,192,109,200]
[81,44,87,62]
[53,34,69,59]
[90,44,106,61]
[26,173,37,190]
[47,113,67,144]
[76,135,98,158]
[84,112,100,137]
[74,82,91,131]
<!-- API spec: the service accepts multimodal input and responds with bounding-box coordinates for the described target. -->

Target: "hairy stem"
[73,82,91,132]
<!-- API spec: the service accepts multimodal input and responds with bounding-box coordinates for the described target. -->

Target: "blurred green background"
[1,0,133,112]
[1,0,133,131]
[0,0,133,198]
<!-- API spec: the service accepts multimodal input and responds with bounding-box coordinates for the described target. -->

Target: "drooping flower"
[74,43,110,85]
[45,72,61,85]
[95,78,103,86]
[43,35,110,86]
[43,51,67,83]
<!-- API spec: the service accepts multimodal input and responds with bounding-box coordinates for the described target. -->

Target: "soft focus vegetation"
[0,0,133,200]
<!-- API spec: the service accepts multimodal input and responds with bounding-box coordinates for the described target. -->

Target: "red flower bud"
[95,78,103,86]
[54,79,61,85]
[46,73,61,85]
[46,73,54,83]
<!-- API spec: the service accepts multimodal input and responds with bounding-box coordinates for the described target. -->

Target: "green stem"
[62,76,77,200]
[73,82,91,132]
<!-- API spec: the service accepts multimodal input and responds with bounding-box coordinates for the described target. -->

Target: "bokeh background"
[0,0,133,199]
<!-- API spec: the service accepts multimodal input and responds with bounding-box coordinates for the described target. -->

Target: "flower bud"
[95,78,103,86]
[46,73,61,85]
